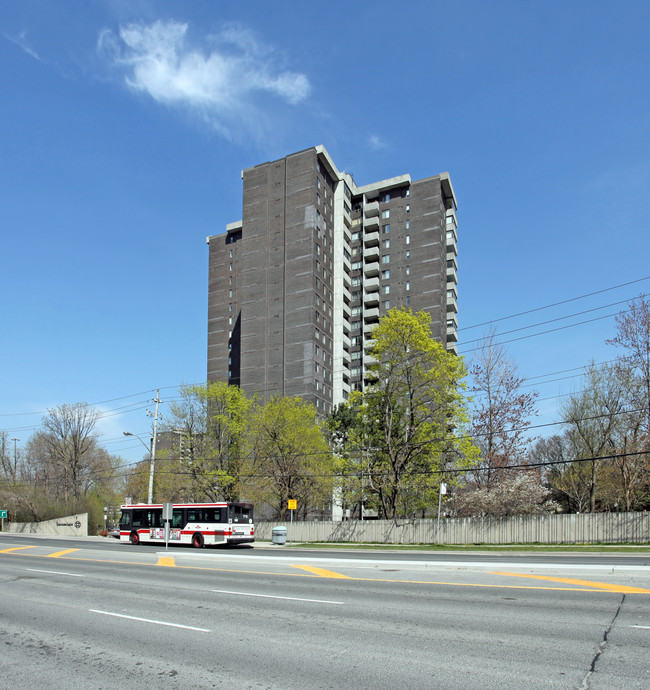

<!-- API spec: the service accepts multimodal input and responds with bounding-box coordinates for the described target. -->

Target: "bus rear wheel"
[192,533,204,549]
[130,531,139,545]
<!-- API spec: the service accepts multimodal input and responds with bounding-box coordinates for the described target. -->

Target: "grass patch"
[278,542,650,552]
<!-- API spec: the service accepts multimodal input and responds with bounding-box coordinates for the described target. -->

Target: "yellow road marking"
[490,571,650,594]
[157,556,175,567]
[292,565,351,579]
[1,547,648,594]
[0,546,38,553]
[47,549,80,558]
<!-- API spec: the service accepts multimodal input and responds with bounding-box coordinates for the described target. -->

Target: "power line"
[459,275,650,332]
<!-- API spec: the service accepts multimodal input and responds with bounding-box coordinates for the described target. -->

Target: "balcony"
[364,276,379,292]
[364,322,377,338]
[364,201,379,218]
[446,326,458,343]
[446,262,458,285]
[364,246,380,263]
[364,214,380,230]
[364,261,380,278]
[342,333,351,351]
[363,230,380,247]
[364,351,377,366]
[446,228,457,252]
[364,292,379,308]
[446,292,458,314]
[364,307,380,323]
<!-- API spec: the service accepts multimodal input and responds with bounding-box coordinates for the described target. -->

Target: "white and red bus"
[119,502,254,548]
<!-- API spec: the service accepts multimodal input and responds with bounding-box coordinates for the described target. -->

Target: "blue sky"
[2,0,649,464]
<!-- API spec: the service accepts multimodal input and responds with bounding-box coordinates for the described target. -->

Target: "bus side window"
[119,511,131,528]
[172,509,184,529]
[147,510,162,528]
[132,510,144,528]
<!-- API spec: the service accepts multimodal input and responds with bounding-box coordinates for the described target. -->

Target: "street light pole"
[123,430,153,497]
[123,390,161,505]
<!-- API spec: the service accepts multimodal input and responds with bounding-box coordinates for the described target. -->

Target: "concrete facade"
[207,145,458,411]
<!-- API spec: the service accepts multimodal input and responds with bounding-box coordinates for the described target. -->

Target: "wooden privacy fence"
[256,511,650,545]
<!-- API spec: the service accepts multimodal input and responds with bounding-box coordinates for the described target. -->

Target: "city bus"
[119,502,254,548]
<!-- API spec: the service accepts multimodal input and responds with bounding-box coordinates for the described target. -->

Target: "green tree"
[560,362,626,512]
[247,395,334,519]
[160,382,252,502]
[347,308,478,519]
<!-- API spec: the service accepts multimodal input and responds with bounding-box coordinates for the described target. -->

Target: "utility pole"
[147,390,161,504]
[10,437,19,480]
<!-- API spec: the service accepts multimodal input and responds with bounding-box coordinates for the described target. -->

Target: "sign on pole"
[0,510,7,519]
[162,502,173,550]
[287,499,297,510]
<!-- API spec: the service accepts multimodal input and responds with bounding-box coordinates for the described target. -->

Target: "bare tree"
[469,332,538,488]
[35,403,101,504]
[607,294,650,437]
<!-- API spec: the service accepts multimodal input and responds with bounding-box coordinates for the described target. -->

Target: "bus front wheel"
[130,531,139,545]
[192,533,204,549]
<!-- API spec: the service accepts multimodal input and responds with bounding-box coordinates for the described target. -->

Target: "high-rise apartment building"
[207,145,458,412]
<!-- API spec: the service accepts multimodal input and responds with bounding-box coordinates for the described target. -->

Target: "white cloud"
[98,20,311,139]
[368,134,387,150]
[5,31,42,62]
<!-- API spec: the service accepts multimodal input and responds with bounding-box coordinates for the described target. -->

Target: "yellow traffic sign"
[287,499,297,510]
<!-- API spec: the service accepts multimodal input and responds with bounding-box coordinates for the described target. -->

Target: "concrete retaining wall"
[7,513,88,537]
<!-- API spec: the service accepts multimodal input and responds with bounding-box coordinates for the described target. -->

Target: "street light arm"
[122,431,152,453]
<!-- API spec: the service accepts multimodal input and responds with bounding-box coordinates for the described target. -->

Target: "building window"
[382,193,390,203]
[382,269,390,279]
[383,285,390,295]
[406,188,410,197]
[382,254,390,264]
[406,281,410,291]
[383,300,390,310]
[351,231,360,241]
[229,303,233,311]
[406,250,410,259]
[351,261,362,270]
[405,220,410,229]
[406,204,410,213]
[382,224,390,234]
[406,265,410,275]
[229,249,233,258]
[383,239,390,249]
[406,235,410,245]
[406,296,411,306]
[229,289,233,298]
[381,209,390,219]
[229,316,233,325]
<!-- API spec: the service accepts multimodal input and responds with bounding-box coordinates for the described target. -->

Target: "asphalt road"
[1,535,649,689]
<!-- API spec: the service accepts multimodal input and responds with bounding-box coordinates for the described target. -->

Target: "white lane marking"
[26,568,83,577]
[211,589,344,605]
[89,609,210,632]
[630,625,650,629]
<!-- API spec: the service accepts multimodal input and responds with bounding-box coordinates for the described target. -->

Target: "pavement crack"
[581,593,625,689]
